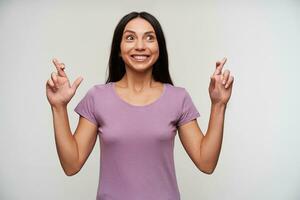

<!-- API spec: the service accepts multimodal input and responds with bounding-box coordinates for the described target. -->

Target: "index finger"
[52,58,67,77]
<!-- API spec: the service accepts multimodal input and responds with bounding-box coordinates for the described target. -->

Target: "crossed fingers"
[52,58,67,77]
[47,58,68,90]
[214,57,234,89]
[214,57,227,76]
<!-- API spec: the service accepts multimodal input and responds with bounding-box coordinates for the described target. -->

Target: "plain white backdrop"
[0,0,299,199]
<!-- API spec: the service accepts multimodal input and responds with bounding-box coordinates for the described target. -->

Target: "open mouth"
[130,54,150,62]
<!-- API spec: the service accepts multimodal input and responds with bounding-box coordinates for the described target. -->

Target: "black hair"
[105,11,174,85]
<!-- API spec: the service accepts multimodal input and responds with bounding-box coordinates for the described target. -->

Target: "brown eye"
[146,35,155,41]
[126,35,134,40]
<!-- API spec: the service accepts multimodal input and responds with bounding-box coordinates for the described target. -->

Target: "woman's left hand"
[208,57,234,106]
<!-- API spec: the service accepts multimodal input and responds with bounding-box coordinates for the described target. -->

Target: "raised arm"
[46,58,97,176]
[178,57,234,174]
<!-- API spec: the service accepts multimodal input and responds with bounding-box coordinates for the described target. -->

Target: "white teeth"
[132,55,148,61]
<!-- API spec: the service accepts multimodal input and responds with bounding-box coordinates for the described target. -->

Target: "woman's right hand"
[46,58,83,108]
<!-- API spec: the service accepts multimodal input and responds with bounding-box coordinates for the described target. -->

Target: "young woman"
[46,11,234,200]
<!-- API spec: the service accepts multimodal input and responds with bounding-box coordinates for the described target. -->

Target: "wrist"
[211,102,227,109]
[51,104,68,112]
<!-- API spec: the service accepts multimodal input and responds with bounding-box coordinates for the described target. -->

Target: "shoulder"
[89,82,111,92]
[166,84,198,110]
[83,82,111,98]
[165,83,188,98]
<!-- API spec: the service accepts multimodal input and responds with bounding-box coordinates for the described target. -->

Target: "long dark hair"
[105,11,174,85]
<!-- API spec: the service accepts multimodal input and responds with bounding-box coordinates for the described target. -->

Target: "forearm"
[51,105,79,176]
[200,103,226,173]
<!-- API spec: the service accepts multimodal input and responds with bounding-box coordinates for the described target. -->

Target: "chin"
[125,57,158,71]
[130,63,153,72]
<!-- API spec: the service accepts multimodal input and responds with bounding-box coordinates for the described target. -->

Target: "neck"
[117,66,157,91]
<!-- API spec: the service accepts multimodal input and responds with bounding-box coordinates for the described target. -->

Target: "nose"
[135,38,146,50]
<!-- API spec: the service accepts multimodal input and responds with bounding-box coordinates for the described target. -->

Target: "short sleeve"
[74,88,98,126]
[176,89,201,127]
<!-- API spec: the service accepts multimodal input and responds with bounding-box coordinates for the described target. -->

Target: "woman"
[46,11,234,200]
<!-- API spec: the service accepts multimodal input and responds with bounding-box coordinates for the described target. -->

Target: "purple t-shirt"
[74,82,200,200]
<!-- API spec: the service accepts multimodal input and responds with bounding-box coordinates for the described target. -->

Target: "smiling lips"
[131,54,150,62]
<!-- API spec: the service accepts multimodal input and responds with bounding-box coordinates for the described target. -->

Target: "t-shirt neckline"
[109,82,167,108]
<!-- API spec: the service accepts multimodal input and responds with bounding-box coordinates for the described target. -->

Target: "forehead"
[124,17,155,34]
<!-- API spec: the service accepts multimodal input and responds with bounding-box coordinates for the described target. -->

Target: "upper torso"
[74,82,200,200]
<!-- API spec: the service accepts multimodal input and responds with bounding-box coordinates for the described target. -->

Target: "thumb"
[71,76,83,91]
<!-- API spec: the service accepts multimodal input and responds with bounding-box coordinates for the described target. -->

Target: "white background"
[0,0,299,199]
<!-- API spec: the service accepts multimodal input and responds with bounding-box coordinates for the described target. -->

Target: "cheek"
[149,42,159,54]
[152,44,159,57]
[120,41,133,54]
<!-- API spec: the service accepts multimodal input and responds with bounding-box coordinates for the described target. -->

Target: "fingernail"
[223,80,226,84]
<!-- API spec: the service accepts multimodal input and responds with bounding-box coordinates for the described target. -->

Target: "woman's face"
[120,17,159,72]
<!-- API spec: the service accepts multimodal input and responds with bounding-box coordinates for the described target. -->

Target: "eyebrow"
[123,29,155,35]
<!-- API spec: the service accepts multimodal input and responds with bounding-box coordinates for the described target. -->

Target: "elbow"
[197,155,217,175]
[199,167,214,175]
[63,165,81,177]
[65,170,79,176]
[197,162,216,175]
[204,168,214,175]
